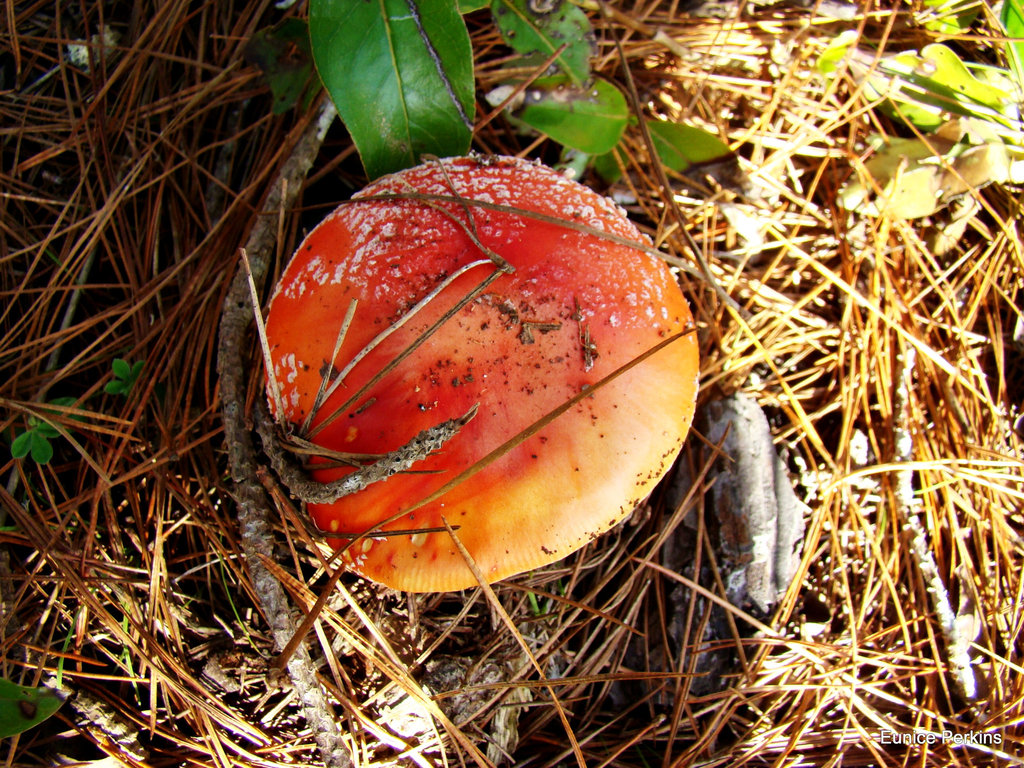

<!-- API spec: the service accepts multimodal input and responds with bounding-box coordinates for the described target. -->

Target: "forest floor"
[1,0,1023,766]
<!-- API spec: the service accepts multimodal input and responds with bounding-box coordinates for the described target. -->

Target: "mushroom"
[264,155,699,592]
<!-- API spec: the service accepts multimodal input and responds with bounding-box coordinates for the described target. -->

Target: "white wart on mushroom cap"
[265,155,699,592]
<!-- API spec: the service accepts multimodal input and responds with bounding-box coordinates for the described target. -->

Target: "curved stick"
[216,98,353,768]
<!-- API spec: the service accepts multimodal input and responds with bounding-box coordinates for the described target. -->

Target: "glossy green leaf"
[0,679,64,738]
[1001,0,1024,89]
[245,19,317,115]
[517,77,627,154]
[914,45,1011,114]
[310,0,475,179]
[491,0,594,84]
[648,120,732,172]
[459,0,490,12]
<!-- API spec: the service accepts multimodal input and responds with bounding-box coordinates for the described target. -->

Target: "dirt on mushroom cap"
[265,155,699,592]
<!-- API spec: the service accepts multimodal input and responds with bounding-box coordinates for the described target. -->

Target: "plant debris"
[1,0,1022,766]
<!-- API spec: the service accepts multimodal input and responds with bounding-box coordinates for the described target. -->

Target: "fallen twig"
[256,399,478,504]
[893,345,979,706]
[216,97,354,768]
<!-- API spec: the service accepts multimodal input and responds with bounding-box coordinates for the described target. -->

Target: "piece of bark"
[702,392,805,613]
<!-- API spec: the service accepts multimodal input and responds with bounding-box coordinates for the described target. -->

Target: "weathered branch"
[216,98,354,768]
[255,399,478,504]
[893,345,979,707]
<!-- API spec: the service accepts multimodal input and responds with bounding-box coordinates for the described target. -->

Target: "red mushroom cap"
[265,155,698,592]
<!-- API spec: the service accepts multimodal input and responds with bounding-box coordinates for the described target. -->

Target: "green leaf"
[29,432,53,464]
[10,431,32,460]
[11,428,54,465]
[841,43,1019,132]
[555,146,591,179]
[592,147,624,183]
[491,0,594,84]
[107,358,143,396]
[517,77,628,154]
[913,45,1011,115]
[310,0,475,179]
[37,397,77,437]
[815,29,858,75]
[920,0,980,35]
[648,120,733,172]
[33,422,60,440]
[245,19,317,115]
[112,358,131,380]
[0,679,64,738]
[1002,0,1024,90]
[840,122,1011,218]
[459,0,490,12]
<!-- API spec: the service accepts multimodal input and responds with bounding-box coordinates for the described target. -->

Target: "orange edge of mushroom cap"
[265,155,699,592]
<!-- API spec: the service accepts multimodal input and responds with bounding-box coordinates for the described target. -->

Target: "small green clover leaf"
[11,430,54,464]
[105,358,143,397]
[10,396,77,465]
